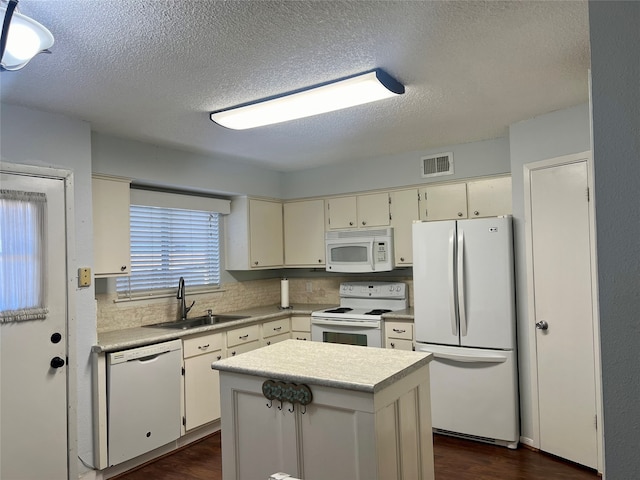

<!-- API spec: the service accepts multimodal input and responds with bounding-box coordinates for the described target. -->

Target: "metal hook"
[266,399,272,408]
[288,403,295,413]
[301,404,307,415]
[277,400,283,411]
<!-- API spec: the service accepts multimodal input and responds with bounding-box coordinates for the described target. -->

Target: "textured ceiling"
[0,1,590,172]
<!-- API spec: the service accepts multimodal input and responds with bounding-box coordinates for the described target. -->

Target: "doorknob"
[535,321,549,331]
[50,357,65,369]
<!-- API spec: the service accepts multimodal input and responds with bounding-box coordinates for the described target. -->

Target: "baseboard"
[519,436,536,450]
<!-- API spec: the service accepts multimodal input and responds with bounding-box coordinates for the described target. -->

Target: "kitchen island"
[213,339,434,480]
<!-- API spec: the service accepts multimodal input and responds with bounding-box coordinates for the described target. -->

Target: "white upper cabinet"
[326,192,390,229]
[419,183,468,221]
[389,189,420,265]
[92,175,131,277]
[466,176,512,218]
[225,197,283,269]
[284,199,325,267]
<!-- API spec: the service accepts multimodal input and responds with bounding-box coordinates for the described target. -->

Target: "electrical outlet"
[306,282,313,293]
[78,267,91,287]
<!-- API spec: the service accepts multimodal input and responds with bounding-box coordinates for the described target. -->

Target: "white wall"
[508,103,591,443]
[91,132,283,199]
[281,136,510,199]
[0,103,96,474]
[589,2,640,478]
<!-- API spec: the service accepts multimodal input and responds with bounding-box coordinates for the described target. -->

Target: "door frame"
[0,161,78,480]
[523,151,603,473]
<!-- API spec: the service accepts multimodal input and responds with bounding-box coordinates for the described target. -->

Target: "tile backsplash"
[96,276,412,333]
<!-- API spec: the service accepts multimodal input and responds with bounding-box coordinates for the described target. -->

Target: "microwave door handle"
[369,239,375,270]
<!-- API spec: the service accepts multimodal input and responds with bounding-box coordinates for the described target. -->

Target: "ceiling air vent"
[421,152,454,178]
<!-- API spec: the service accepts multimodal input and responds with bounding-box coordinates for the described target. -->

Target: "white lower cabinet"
[291,316,311,341]
[226,324,261,357]
[182,332,224,431]
[385,321,414,351]
[261,318,291,346]
[218,366,434,480]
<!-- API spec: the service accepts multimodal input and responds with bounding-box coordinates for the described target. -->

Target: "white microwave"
[325,227,394,273]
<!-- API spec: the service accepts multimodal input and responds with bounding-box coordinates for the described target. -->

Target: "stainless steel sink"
[145,314,249,330]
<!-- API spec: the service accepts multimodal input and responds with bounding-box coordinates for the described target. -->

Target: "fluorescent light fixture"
[1,0,54,71]
[210,69,405,130]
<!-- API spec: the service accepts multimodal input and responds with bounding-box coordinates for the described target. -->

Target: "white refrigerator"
[412,216,519,448]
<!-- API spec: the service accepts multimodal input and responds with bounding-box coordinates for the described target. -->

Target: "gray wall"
[508,103,591,443]
[589,2,640,478]
[282,136,510,199]
[92,132,284,199]
[0,104,96,474]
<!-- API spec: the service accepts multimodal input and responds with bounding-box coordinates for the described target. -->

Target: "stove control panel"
[339,282,406,299]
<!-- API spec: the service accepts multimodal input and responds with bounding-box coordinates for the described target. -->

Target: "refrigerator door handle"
[448,228,458,336]
[457,229,468,336]
[433,352,507,364]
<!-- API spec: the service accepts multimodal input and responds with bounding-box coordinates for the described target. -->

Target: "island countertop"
[212,339,431,393]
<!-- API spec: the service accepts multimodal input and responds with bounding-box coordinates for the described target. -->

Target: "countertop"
[213,338,431,393]
[94,304,416,353]
[94,304,333,353]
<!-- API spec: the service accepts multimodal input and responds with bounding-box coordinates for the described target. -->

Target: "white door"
[528,160,598,468]
[0,172,68,479]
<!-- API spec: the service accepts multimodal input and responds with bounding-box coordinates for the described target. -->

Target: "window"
[0,190,48,322]
[117,205,221,298]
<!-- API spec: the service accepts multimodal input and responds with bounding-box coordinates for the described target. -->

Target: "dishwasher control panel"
[108,339,182,365]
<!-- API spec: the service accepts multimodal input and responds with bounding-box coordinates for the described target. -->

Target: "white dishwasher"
[107,339,182,466]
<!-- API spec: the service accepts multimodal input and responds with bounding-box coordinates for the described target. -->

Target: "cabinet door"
[249,199,283,267]
[184,350,223,430]
[357,192,390,227]
[467,176,512,218]
[390,189,420,265]
[284,199,325,266]
[92,175,131,277]
[419,183,468,221]
[326,196,357,229]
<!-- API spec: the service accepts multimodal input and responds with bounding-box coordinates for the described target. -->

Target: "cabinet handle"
[458,212,463,217]
[362,221,367,226]
[296,337,307,341]
[120,265,127,271]
[239,334,249,340]
[390,342,396,348]
[318,259,322,263]
[273,326,282,331]
[198,344,210,350]
[267,341,271,345]
[393,328,406,334]
[400,257,405,262]
[231,351,237,356]
[253,261,259,266]
[349,221,354,226]
[474,211,479,216]
[216,355,222,361]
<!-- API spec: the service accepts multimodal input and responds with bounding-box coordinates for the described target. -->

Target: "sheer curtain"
[0,190,48,322]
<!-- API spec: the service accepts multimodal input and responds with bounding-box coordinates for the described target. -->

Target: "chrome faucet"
[177,277,195,320]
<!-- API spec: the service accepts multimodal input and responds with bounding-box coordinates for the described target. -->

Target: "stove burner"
[325,307,353,314]
[365,309,392,315]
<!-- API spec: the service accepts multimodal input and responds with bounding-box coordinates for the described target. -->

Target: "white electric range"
[310,281,408,348]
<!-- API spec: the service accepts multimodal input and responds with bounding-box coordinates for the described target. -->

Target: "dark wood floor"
[114,431,599,480]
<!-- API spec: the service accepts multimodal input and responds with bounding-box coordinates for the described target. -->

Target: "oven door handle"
[311,318,380,329]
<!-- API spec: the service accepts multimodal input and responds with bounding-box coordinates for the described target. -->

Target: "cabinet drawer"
[291,316,311,332]
[292,332,311,341]
[262,318,290,339]
[228,340,260,357]
[385,322,413,340]
[226,324,260,348]
[386,338,414,351]
[263,332,290,346]
[183,332,223,358]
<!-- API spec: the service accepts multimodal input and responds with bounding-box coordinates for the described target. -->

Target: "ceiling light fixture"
[0,0,54,72]
[210,69,405,130]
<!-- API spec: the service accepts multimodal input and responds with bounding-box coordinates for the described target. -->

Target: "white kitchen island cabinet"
[213,339,434,480]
